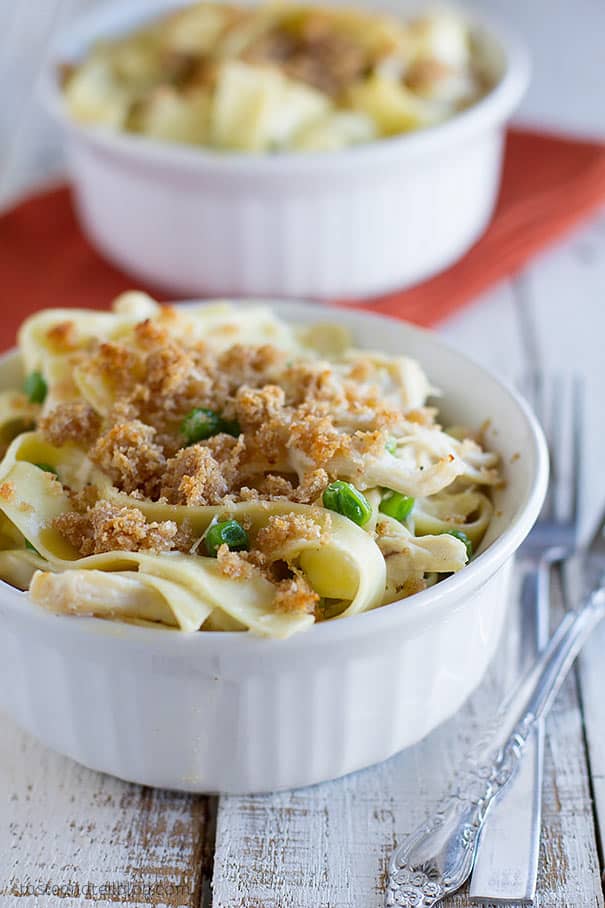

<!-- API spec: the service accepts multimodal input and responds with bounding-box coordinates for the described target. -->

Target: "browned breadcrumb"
[31,311,498,542]
[256,512,329,559]
[215,543,259,580]
[45,320,78,352]
[95,343,142,393]
[405,58,453,93]
[146,345,199,396]
[235,385,285,430]
[160,444,227,506]
[67,484,101,511]
[18,501,34,513]
[133,318,171,351]
[202,433,245,488]
[256,474,295,498]
[273,575,319,615]
[352,429,388,458]
[39,402,101,448]
[91,420,166,497]
[0,481,14,501]
[54,501,183,556]
[290,468,329,503]
[218,343,286,387]
[238,468,328,504]
[283,361,340,406]
[289,408,351,468]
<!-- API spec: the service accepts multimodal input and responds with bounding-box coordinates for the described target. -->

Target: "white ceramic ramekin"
[41,0,529,300]
[0,303,547,793]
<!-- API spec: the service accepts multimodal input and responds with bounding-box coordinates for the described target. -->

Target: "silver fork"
[469,372,583,903]
[385,374,585,908]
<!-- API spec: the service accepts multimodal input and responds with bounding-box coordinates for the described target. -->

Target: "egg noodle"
[62,2,494,153]
[0,295,500,638]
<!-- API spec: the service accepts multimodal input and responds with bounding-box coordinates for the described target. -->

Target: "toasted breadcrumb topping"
[40,321,428,510]
[273,576,320,615]
[45,320,79,353]
[256,512,330,559]
[90,420,166,498]
[54,501,190,556]
[26,305,500,623]
[215,543,259,580]
[0,481,14,501]
[39,402,101,448]
[160,444,228,505]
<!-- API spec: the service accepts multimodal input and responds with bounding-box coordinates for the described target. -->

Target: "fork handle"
[469,561,550,902]
[386,586,605,907]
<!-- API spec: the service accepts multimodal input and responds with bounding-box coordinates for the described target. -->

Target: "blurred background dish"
[59,2,497,153]
[41,0,529,299]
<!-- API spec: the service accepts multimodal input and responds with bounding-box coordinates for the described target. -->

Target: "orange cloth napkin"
[1,128,605,350]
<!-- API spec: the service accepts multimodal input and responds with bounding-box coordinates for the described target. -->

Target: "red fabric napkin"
[1,127,605,350]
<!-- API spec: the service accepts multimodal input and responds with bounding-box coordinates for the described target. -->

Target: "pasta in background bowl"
[42,0,529,299]
[61,2,495,154]
[0,299,546,793]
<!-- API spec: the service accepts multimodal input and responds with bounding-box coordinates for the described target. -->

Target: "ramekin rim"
[0,300,548,650]
[40,0,530,175]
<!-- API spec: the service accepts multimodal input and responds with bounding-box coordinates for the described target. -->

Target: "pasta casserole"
[0,296,500,638]
[61,2,494,153]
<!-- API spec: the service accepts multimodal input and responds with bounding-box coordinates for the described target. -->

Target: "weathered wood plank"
[211,572,604,907]
[0,709,215,908]
[0,7,216,900]
[514,212,605,540]
[3,3,605,906]
[520,214,605,878]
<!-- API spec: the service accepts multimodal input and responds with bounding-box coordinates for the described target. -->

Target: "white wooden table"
[1,2,605,906]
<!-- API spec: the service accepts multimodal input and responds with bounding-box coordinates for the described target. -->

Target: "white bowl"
[41,0,529,300]
[0,302,547,793]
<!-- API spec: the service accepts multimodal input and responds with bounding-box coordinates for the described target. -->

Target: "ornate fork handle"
[385,586,605,908]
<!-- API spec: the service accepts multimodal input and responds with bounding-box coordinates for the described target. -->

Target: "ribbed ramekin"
[0,303,547,793]
[41,0,529,300]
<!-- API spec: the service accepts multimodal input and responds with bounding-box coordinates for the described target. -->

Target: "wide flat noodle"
[0,390,38,447]
[413,489,493,548]
[0,435,385,637]
[0,298,500,637]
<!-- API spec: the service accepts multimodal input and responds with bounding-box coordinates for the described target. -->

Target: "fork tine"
[547,373,563,518]
[517,370,583,562]
[532,371,555,521]
[569,374,584,530]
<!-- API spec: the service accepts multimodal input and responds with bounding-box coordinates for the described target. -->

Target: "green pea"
[220,418,241,437]
[35,463,59,476]
[24,371,47,404]
[181,408,222,444]
[446,529,473,560]
[385,437,398,455]
[379,491,415,522]
[322,480,371,527]
[204,520,249,557]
